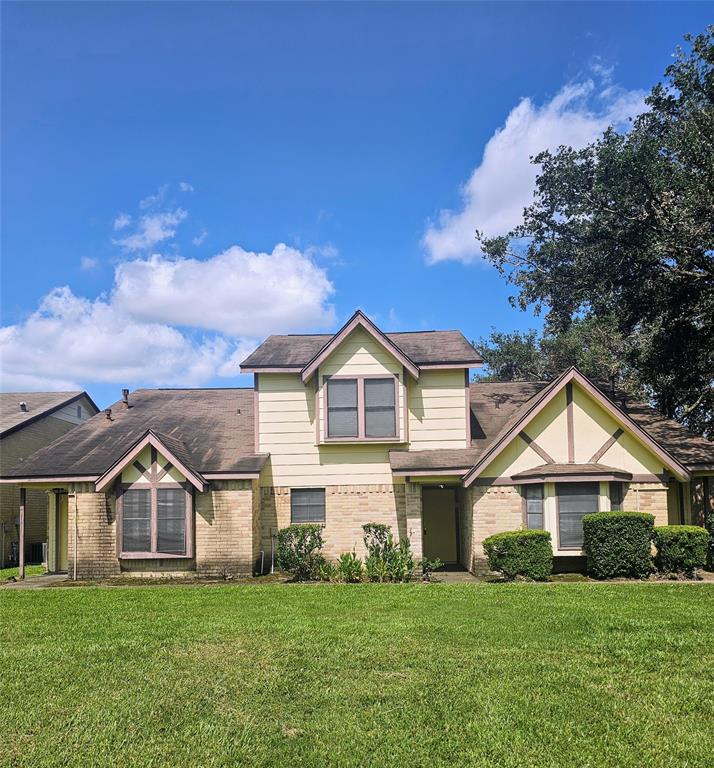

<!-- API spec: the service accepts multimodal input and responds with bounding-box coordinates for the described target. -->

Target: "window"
[291,488,326,524]
[76,404,82,418]
[524,484,544,529]
[364,378,396,437]
[325,376,397,440]
[119,485,192,557]
[326,379,358,437]
[610,481,624,512]
[557,482,599,549]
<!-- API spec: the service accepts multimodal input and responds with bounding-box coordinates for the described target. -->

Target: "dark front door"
[422,487,458,564]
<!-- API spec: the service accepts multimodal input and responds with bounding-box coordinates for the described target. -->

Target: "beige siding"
[408,369,467,450]
[120,447,186,483]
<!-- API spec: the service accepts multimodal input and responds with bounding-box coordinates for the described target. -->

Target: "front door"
[56,495,68,572]
[422,487,458,564]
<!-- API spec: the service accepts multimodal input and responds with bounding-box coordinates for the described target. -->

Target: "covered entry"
[422,487,458,564]
[48,490,69,573]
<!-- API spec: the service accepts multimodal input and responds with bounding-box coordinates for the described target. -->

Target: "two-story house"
[2,311,712,579]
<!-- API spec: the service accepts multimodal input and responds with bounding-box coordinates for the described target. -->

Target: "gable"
[120,446,187,484]
[319,327,404,377]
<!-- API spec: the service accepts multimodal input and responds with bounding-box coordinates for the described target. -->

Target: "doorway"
[422,487,458,564]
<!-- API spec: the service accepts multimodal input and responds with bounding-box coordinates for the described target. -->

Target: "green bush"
[362,523,415,583]
[482,530,552,581]
[316,559,337,582]
[336,552,364,583]
[276,524,325,581]
[707,511,714,572]
[421,556,443,582]
[653,525,708,577]
[582,511,654,579]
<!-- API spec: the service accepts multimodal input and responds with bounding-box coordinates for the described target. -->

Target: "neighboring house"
[1,311,712,579]
[0,391,98,568]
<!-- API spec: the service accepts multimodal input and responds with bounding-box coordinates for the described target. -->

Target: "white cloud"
[112,243,336,336]
[423,76,646,264]
[113,213,131,231]
[139,185,168,210]
[113,208,188,252]
[80,256,99,271]
[192,230,208,246]
[179,181,194,193]
[0,244,335,390]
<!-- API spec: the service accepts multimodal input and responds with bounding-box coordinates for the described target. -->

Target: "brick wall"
[68,483,121,579]
[465,485,524,574]
[195,480,257,578]
[260,484,411,562]
[623,482,669,525]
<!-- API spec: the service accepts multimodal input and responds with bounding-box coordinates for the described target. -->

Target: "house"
[1,311,712,579]
[0,391,98,569]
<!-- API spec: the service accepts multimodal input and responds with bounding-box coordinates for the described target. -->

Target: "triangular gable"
[300,310,420,383]
[462,367,690,486]
[95,429,206,493]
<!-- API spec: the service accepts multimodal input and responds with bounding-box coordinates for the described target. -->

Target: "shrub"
[482,530,552,581]
[653,525,708,577]
[362,523,415,583]
[421,556,443,582]
[276,524,325,581]
[316,559,337,582]
[582,511,654,579]
[707,511,714,572]
[336,552,364,583]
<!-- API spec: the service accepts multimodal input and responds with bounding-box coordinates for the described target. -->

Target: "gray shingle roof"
[4,388,267,478]
[512,463,632,480]
[390,380,714,473]
[240,330,483,369]
[0,391,92,436]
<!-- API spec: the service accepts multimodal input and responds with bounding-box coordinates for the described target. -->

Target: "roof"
[0,391,98,437]
[240,319,483,371]
[3,388,267,479]
[390,377,714,476]
[511,463,633,481]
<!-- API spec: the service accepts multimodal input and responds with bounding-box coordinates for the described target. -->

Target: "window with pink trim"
[325,376,398,440]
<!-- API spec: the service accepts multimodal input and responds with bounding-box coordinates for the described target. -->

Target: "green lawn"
[1,583,712,768]
[0,563,45,581]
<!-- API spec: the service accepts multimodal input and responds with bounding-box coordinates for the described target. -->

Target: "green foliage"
[706,508,714,571]
[421,556,443,581]
[653,525,708,577]
[479,27,714,437]
[362,523,415,583]
[482,529,553,581]
[276,524,325,581]
[316,559,338,582]
[336,552,364,583]
[582,512,654,579]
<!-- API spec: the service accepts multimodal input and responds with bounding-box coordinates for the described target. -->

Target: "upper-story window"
[325,376,397,440]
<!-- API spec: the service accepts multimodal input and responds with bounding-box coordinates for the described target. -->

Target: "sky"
[1,2,710,408]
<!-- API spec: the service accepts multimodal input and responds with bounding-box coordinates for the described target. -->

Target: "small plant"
[653,525,708,578]
[276,524,325,581]
[362,523,415,582]
[316,559,338,582]
[582,511,654,580]
[336,551,364,583]
[421,556,443,581]
[483,529,552,581]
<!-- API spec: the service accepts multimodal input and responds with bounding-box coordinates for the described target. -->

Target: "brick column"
[405,482,423,560]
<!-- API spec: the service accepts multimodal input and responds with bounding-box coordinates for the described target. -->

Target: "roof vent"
[122,388,130,407]
[19,401,27,412]
[105,407,113,421]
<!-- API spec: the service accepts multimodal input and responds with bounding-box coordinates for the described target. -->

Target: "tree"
[479,27,714,437]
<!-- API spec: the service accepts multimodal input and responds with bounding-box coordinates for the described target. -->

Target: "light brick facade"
[463,485,524,574]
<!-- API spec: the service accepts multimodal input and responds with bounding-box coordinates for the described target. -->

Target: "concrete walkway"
[1,573,69,590]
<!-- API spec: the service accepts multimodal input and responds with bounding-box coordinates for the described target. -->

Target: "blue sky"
[1,2,710,407]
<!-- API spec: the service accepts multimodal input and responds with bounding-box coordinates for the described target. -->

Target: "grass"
[0,563,45,580]
[1,583,712,768]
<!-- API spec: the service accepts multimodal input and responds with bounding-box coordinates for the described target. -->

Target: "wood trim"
[419,362,483,370]
[566,382,575,463]
[314,367,320,444]
[392,468,469,477]
[464,370,471,445]
[133,460,149,477]
[403,367,410,445]
[254,373,260,453]
[301,310,420,383]
[589,428,624,463]
[0,475,100,484]
[155,462,174,482]
[202,472,261,480]
[463,366,691,486]
[18,487,26,579]
[519,431,555,464]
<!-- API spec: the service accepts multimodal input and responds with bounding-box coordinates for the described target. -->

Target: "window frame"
[556,481,600,551]
[323,374,400,442]
[290,488,326,524]
[609,481,624,512]
[522,483,544,530]
[116,479,194,559]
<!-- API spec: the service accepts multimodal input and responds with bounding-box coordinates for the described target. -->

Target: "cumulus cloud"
[423,76,646,264]
[112,243,336,336]
[179,181,194,192]
[0,244,336,390]
[113,208,188,252]
[192,230,208,246]
[80,256,99,271]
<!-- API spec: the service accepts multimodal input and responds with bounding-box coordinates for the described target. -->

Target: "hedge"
[653,525,708,577]
[582,511,654,579]
[482,529,552,581]
[276,524,325,581]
